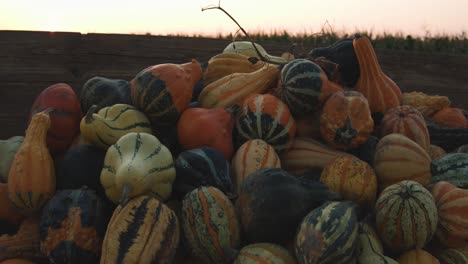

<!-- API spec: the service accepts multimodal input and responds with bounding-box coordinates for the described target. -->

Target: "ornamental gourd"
[8,110,55,215]
[397,249,440,264]
[80,76,132,114]
[401,91,450,117]
[355,222,398,264]
[130,60,202,127]
[79,104,152,149]
[353,34,402,114]
[0,136,23,183]
[100,132,175,204]
[222,41,288,64]
[0,183,25,225]
[0,217,42,262]
[320,90,374,150]
[232,243,296,264]
[431,107,467,128]
[430,153,468,188]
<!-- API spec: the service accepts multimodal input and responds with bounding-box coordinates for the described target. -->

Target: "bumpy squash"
[397,249,440,264]
[231,139,281,193]
[376,181,438,254]
[182,186,240,264]
[39,187,111,264]
[295,201,359,264]
[401,91,450,117]
[80,76,132,114]
[8,110,55,215]
[199,63,279,108]
[320,156,377,208]
[380,105,430,153]
[79,104,152,149]
[232,243,296,264]
[100,132,175,204]
[355,222,398,264]
[0,136,23,183]
[234,94,296,154]
[100,195,179,264]
[374,133,431,189]
[320,90,374,150]
[203,52,264,87]
[352,34,402,114]
[130,60,202,126]
[275,58,343,116]
[0,217,42,262]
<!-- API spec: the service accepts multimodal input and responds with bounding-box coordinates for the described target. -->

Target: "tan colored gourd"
[7,110,55,215]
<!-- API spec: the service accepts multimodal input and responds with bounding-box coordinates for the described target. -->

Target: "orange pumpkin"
[431,107,467,128]
[320,90,374,150]
[0,183,24,225]
[320,156,377,208]
[30,83,82,154]
[380,105,430,153]
[397,249,440,264]
[353,34,402,114]
[8,110,55,215]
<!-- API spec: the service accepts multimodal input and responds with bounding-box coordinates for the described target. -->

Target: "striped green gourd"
[435,248,468,264]
[100,196,179,264]
[431,153,468,188]
[295,201,359,264]
[234,93,296,154]
[375,180,438,254]
[181,186,240,264]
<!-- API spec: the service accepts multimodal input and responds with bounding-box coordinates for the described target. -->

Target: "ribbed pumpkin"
[320,156,377,208]
[232,243,296,264]
[234,94,296,154]
[430,153,468,188]
[30,83,83,154]
[231,139,281,193]
[429,144,447,160]
[0,136,23,183]
[236,168,340,244]
[0,183,25,225]
[374,133,432,189]
[431,107,467,128]
[39,187,110,264]
[100,195,180,264]
[79,104,152,149]
[397,249,440,264]
[431,181,468,241]
[275,58,343,116]
[130,60,202,126]
[181,186,240,264]
[380,105,430,153]
[173,147,234,199]
[80,76,132,114]
[295,201,359,264]
[320,90,374,150]
[280,137,352,174]
[100,132,175,204]
[0,217,42,262]
[352,34,402,115]
[375,181,438,253]
[8,110,55,215]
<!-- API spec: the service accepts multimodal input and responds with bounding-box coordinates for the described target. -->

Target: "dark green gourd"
[431,153,468,188]
[235,168,341,245]
[80,76,132,113]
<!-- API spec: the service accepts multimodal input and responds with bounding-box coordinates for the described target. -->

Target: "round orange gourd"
[431,107,467,128]
[320,90,374,150]
[397,249,440,264]
[30,83,82,154]
[8,110,55,215]
[320,156,377,208]
[353,34,402,115]
[380,105,430,153]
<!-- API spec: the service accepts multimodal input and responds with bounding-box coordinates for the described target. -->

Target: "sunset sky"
[1,0,467,37]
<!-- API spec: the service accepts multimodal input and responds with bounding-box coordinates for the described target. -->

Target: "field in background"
[0,30,467,139]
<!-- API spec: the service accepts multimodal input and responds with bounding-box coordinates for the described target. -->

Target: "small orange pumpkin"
[320,90,374,150]
[397,249,440,264]
[431,107,467,128]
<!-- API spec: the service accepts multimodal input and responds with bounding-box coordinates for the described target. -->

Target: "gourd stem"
[335,116,357,145]
[85,105,99,124]
[119,184,132,207]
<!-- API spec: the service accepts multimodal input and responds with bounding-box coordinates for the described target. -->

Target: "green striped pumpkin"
[375,180,438,253]
[276,58,342,116]
[233,243,296,264]
[100,132,176,204]
[295,201,359,264]
[100,195,180,264]
[234,93,296,154]
[431,153,468,188]
[435,248,468,264]
[181,186,240,264]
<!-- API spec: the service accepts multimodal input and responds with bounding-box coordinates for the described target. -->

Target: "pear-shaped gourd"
[223,41,288,64]
[80,104,152,150]
[0,136,24,183]
[100,132,175,204]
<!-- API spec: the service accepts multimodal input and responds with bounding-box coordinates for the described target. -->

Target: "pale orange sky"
[1,0,467,37]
